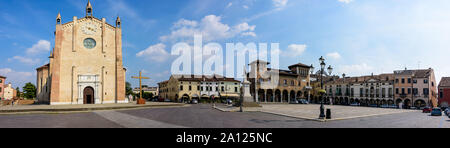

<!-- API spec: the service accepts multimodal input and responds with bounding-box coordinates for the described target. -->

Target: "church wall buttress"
[50,25,63,104]
[72,17,77,52]
[102,18,106,54]
[115,27,125,102]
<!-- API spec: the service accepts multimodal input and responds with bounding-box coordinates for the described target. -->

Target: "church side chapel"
[36,1,127,105]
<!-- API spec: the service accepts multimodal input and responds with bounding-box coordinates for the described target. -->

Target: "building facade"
[36,1,127,105]
[324,68,438,108]
[394,69,437,108]
[133,86,159,96]
[438,77,450,108]
[158,75,240,102]
[248,60,313,103]
[3,83,16,100]
[0,76,5,100]
[325,74,395,106]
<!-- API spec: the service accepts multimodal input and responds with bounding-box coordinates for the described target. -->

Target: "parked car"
[164,99,172,102]
[226,99,233,105]
[380,105,389,108]
[290,100,299,104]
[423,107,432,113]
[350,103,359,106]
[368,104,378,108]
[444,108,450,116]
[389,105,398,109]
[431,108,443,116]
[191,99,198,104]
[298,99,309,104]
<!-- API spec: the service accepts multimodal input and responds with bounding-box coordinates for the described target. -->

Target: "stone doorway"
[84,86,95,104]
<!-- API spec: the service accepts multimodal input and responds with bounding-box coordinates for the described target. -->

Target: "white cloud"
[160,15,256,42]
[243,5,249,9]
[8,56,41,65]
[26,40,51,55]
[338,0,353,4]
[273,0,288,8]
[241,32,257,37]
[285,44,307,57]
[154,70,170,78]
[0,68,34,87]
[339,63,374,76]
[226,2,233,8]
[136,43,170,62]
[244,0,289,22]
[327,52,342,60]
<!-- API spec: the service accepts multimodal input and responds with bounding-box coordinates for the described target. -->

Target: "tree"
[126,82,134,96]
[137,91,153,100]
[16,87,21,98]
[22,82,36,100]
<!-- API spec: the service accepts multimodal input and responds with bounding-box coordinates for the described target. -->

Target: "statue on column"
[240,66,261,108]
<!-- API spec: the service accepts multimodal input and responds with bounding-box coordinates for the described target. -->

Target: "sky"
[1,0,450,89]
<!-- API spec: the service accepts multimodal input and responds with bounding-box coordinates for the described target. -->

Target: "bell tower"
[116,16,121,28]
[56,12,61,24]
[86,0,93,17]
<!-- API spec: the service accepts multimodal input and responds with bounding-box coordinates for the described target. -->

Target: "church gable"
[36,0,126,105]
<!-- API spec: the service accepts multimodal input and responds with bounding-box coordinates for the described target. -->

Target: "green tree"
[16,87,21,98]
[137,91,153,100]
[22,83,36,100]
[126,82,134,96]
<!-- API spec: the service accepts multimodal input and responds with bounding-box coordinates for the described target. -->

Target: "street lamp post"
[318,56,333,119]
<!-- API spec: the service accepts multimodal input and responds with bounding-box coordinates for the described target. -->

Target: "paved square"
[256,104,415,121]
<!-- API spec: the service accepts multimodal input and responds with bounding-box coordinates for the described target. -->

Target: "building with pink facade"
[0,75,5,100]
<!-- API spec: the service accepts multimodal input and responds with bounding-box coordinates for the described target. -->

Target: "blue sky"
[1,0,450,89]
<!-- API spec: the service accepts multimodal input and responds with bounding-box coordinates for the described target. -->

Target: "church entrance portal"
[84,87,95,104]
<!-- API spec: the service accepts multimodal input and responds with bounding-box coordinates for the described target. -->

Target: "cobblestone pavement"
[256,104,415,121]
[0,104,448,128]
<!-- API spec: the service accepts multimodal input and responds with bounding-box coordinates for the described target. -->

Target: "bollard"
[326,109,332,119]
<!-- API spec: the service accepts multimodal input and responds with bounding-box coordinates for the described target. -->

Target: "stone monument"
[241,67,261,107]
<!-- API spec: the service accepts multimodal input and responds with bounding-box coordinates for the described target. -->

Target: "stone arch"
[258,89,266,102]
[414,99,426,108]
[369,99,375,106]
[275,90,282,102]
[290,90,296,102]
[388,100,394,105]
[175,94,179,102]
[282,90,289,102]
[297,91,302,99]
[182,94,190,103]
[83,86,95,104]
[381,100,387,105]
[404,99,411,109]
[267,89,274,102]
[334,97,340,105]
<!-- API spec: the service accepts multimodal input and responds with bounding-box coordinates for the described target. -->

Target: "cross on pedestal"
[132,71,150,105]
